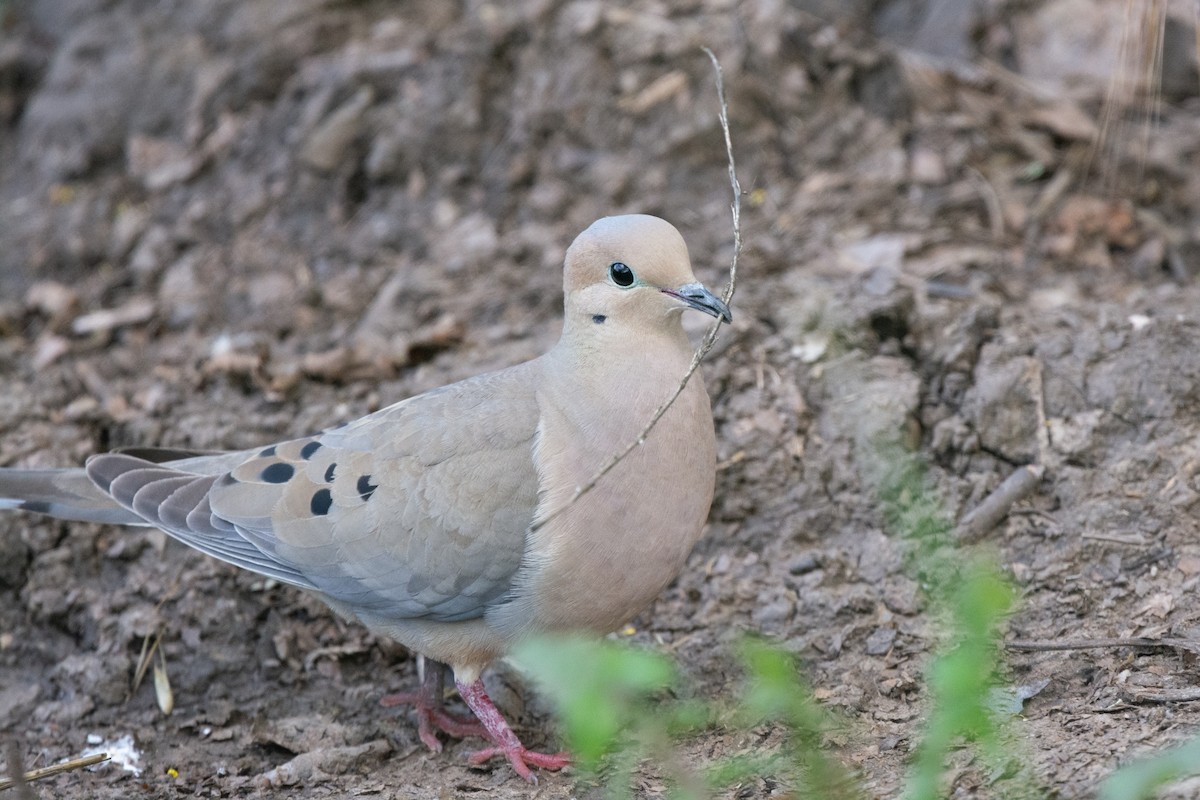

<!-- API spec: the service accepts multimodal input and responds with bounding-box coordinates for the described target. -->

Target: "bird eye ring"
[608,262,635,287]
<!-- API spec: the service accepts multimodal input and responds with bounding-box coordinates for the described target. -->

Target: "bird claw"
[385,664,571,782]
[466,746,570,783]
[453,675,571,782]
[425,708,489,742]
[381,693,489,752]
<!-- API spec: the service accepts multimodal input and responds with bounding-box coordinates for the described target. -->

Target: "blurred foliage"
[736,638,861,799]
[512,636,683,776]
[872,446,1025,798]
[902,560,1017,800]
[515,634,856,799]
[515,443,1198,798]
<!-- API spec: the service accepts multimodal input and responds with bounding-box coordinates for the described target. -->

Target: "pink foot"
[381,660,487,752]
[455,676,570,783]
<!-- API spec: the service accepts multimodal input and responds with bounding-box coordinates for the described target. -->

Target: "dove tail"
[0,467,147,525]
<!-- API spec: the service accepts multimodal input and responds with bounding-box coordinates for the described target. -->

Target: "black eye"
[609,262,635,287]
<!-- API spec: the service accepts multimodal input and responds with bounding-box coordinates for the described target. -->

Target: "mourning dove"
[0,214,731,781]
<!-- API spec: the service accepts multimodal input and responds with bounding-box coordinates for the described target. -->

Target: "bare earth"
[2,1,1200,798]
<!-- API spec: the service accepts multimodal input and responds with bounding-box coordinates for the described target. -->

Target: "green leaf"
[513,635,677,771]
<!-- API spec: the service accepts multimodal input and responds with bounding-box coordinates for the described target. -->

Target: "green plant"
[514,633,853,799]
[736,637,860,799]
[901,560,1015,800]
[512,635,681,776]
[869,448,1025,798]
[515,441,1024,799]
[515,442,1199,798]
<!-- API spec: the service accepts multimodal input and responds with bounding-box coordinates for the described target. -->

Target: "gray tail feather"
[0,467,148,525]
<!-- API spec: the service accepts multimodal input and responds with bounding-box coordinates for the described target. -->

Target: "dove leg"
[381,658,487,752]
[454,676,570,783]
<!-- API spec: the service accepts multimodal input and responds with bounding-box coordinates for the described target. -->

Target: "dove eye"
[608,262,635,287]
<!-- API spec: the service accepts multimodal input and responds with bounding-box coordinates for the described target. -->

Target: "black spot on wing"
[260,463,294,484]
[310,488,333,516]
[299,441,322,459]
[357,474,377,501]
[217,472,237,487]
[324,463,336,483]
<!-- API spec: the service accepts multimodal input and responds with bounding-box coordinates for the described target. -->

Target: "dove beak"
[662,283,732,323]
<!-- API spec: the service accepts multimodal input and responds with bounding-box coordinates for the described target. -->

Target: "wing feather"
[83,362,542,624]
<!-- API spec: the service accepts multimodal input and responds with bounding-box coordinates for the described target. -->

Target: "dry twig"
[1006,637,1200,656]
[1121,687,1200,704]
[955,464,1044,544]
[0,750,109,793]
[131,625,166,699]
[532,48,741,532]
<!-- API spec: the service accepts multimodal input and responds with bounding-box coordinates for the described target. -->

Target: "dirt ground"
[3,1,1200,797]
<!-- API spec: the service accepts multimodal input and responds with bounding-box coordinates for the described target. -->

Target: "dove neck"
[543,319,693,427]
[556,309,691,364]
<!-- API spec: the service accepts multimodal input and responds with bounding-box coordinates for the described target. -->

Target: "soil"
[3,1,1200,798]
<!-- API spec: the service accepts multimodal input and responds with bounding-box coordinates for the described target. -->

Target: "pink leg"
[455,676,570,783]
[381,660,488,752]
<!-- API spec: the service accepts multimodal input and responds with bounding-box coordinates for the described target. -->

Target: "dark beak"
[663,282,732,323]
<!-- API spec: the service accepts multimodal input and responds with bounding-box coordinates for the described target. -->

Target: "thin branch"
[954,464,1044,544]
[531,49,741,532]
[1121,687,1200,704]
[1006,637,1200,656]
[130,625,165,699]
[0,751,110,792]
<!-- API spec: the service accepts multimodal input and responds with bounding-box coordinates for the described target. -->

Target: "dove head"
[561,215,731,338]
